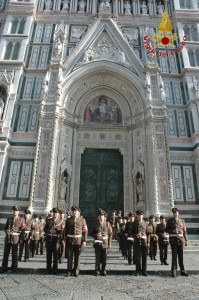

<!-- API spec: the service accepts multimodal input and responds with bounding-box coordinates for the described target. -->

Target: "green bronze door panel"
[79,149,123,230]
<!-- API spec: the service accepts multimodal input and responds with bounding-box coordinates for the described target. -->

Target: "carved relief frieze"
[82,32,128,65]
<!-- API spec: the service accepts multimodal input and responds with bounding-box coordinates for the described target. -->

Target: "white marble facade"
[0,0,199,231]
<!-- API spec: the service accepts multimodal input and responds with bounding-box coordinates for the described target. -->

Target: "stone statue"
[157,1,164,16]
[124,1,132,15]
[84,48,93,62]
[0,97,4,119]
[141,0,148,15]
[62,0,69,11]
[136,172,144,204]
[160,85,166,102]
[99,0,111,10]
[53,36,63,58]
[78,0,86,12]
[45,0,52,10]
[145,72,152,103]
[59,169,68,201]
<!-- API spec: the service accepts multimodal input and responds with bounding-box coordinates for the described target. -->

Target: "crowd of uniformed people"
[1,205,189,278]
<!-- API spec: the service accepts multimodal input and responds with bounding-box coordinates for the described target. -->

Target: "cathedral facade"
[0,0,199,234]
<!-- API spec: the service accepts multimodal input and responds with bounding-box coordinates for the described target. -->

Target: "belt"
[47,234,59,237]
[150,234,157,237]
[127,237,134,241]
[94,240,103,243]
[67,234,82,238]
[169,234,183,237]
[136,236,147,239]
[12,233,20,236]
[25,231,31,234]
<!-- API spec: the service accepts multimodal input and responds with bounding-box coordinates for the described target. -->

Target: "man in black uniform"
[165,207,188,277]
[2,206,23,273]
[124,212,135,265]
[18,209,32,262]
[156,215,169,265]
[44,207,65,274]
[65,205,87,277]
[131,209,149,276]
[90,209,112,276]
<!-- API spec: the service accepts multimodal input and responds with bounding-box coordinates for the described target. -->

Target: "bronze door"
[79,149,123,230]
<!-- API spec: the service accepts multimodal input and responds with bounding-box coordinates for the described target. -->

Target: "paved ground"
[0,239,199,300]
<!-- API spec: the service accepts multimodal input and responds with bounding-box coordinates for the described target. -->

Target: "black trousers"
[67,241,81,273]
[134,239,147,273]
[19,239,30,260]
[37,237,44,255]
[149,237,157,259]
[158,241,168,263]
[2,242,18,270]
[46,238,60,272]
[170,238,185,272]
[30,240,39,257]
[94,244,107,272]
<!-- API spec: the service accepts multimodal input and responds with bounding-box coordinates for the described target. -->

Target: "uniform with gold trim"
[90,209,112,276]
[18,209,32,262]
[65,205,88,277]
[165,207,188,277]
[2,206,23,273]
[44,207,65,274]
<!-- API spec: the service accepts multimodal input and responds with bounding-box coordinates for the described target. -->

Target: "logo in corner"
[144,11,187,57]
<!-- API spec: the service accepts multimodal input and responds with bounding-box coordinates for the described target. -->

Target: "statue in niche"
[53,36,63,58]
[0,97,4,119]
[160,85,166,103]
[45,0,53,10]
[99,0,111,10]
[157,1,164,16]
[145,72,152,103]
[141,0,148,15]
[78,0,86,12]
[59,169,68,201]
[136,172,144,204]
[62,0,69,11]
[124,1,132,15]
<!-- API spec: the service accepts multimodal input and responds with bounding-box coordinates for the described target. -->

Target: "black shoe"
[161,261,164,265]
[52,269,57,275]
[1,268,7,273]
[11,268,17,273]
[101,270,107,276]
[128,261,132,265]
[181,271,188,276]
[154,257,157,260]
[18,258,21,262]
[164,261,169,265]
[47,269,51,274]
[142,272,148,276]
